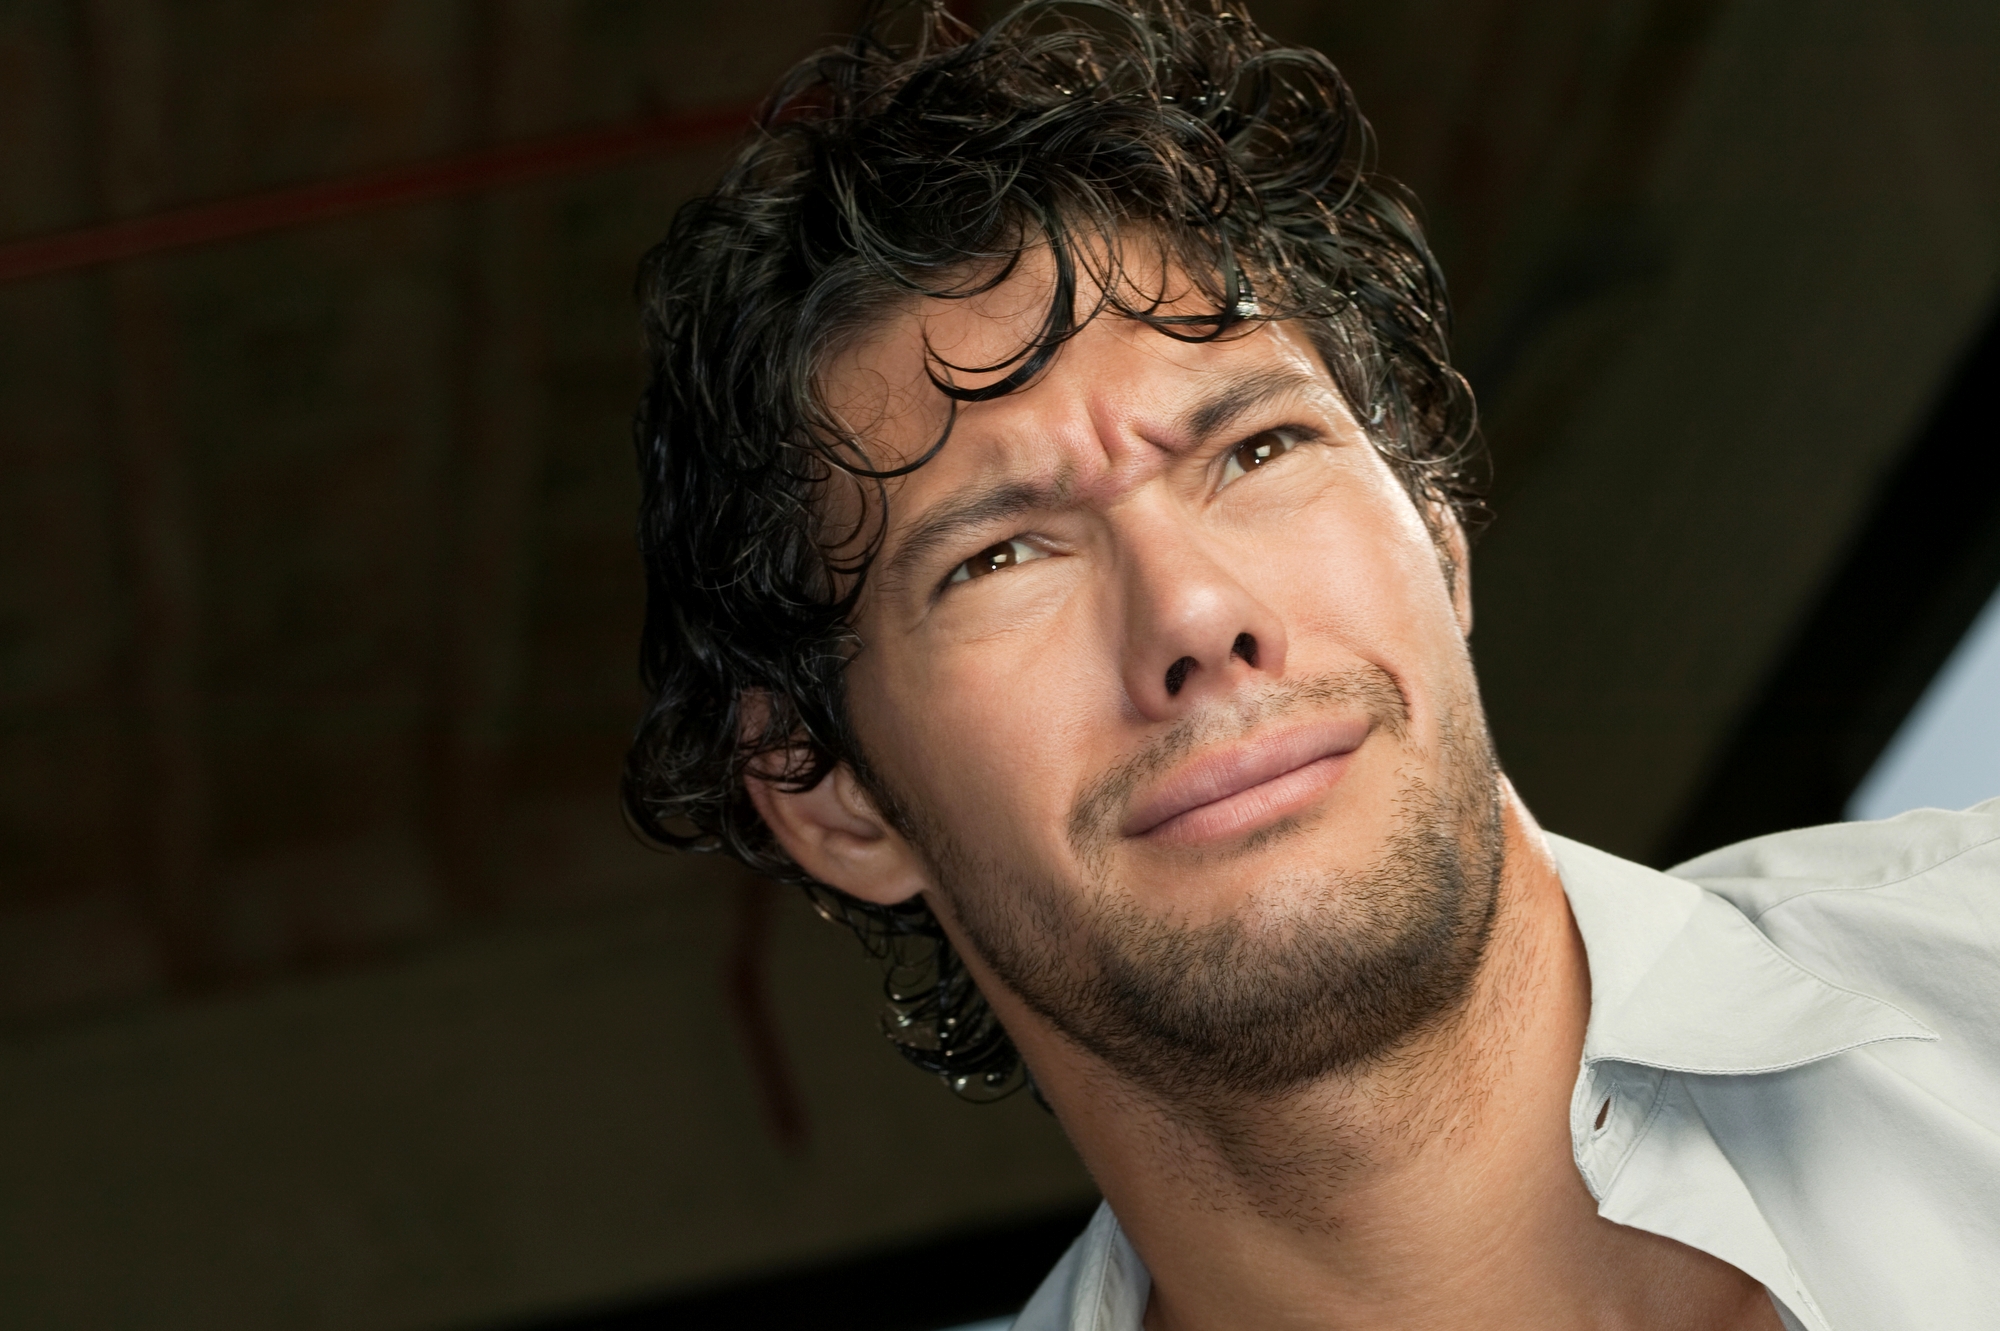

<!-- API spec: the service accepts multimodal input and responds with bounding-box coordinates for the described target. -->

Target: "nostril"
[1164,656,1196,697]
[1231,633,1258,666]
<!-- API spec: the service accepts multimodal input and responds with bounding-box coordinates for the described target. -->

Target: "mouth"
[1121,716,1371,846]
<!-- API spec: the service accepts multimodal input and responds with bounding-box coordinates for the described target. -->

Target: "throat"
[1120,949,1509,1233]
[1045,802,1600,1327]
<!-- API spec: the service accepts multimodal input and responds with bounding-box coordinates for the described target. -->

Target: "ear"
[746,759,931,907]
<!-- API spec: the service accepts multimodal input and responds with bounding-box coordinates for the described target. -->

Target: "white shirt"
[1013,800,2000,1331]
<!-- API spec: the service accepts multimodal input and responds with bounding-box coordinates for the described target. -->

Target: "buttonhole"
[1593,1096,1612,1133]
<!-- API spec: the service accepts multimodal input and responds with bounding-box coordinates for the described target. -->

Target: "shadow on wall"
[1664,300,2000,862]
[504,1205,1097,1331]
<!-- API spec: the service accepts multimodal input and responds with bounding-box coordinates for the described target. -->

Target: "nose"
[1118,510,1288,720]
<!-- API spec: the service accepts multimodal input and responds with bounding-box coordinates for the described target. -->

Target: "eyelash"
[947,537,1048,585]
[1219,426,1308,485]
[941,425,1314,590]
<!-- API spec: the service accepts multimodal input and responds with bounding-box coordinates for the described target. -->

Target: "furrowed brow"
[1179,367,1324,445]
[880,477,1064,597]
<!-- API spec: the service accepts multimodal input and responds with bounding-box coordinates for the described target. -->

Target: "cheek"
[1273,480,1454,658]
[852,619,1113,854]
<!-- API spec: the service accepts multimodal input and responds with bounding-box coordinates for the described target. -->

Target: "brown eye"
[1220,429,1301,485]
[947,537,1046,585]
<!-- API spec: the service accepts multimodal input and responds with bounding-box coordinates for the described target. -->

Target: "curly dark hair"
[623,0,1484,1099]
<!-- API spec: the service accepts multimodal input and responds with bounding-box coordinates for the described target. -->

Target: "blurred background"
[1,0,1996,1327]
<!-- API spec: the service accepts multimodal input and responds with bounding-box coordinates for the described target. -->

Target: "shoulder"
[1659,804,2000,1324]
[1667,798,2000,1045]
[1668,796,2000,921]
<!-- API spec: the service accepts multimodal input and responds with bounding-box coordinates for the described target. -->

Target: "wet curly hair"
[623,0,1484,1099]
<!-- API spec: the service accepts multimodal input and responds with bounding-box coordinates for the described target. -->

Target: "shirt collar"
[1545,833,1935,1074]
[1020,836,1941,1331]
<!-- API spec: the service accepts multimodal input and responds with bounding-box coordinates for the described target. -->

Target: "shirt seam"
[1723,824,2000,922]
[1569,1062,1604,1198]
[1702,894,1943,1043]
[1596,1066,1670,1198]
[1083,1212,1119,1331]
[1587,1025,1937,1078]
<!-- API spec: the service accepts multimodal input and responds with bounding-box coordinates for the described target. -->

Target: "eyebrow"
[1178,365,1324,444]
[879,477,1066,598]
[877,366,1325,598]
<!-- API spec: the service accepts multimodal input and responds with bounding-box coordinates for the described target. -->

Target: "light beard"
[900,666,1506,1108]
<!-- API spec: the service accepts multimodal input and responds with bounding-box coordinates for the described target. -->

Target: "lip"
[1121,717,1371,845]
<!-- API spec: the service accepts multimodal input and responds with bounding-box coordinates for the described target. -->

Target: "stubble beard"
[898,665,1507,1110]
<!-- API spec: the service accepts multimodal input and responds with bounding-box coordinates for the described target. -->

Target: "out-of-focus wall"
[1290,0,2000,860]
[0,854,1088,1329]
[1,0,1998,1327]
[3,4,1098,1327]
[0,0,850,1014]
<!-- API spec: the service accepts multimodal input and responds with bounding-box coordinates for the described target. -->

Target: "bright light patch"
[1848,581,2000,821]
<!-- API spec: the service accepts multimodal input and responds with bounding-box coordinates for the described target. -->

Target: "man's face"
[817,264,1503,1101]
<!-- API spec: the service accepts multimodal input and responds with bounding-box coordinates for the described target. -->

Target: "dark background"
[1,0,1996,1328]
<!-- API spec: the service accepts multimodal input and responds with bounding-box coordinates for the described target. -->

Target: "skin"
[748,258,1785,1331]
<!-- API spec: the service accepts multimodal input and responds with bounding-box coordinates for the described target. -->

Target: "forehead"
[819,268,1353,517]
[820,262,1075,468]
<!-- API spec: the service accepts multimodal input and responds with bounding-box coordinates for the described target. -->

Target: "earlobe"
[746,759,932,907]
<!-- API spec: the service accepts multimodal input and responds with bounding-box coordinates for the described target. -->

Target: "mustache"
[1066,664,1410,853]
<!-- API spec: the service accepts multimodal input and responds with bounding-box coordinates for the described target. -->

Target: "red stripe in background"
[0,101,755,285]
[726,876,812,1152]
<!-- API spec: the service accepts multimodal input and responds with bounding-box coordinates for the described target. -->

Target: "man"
[622,3,2000,1327]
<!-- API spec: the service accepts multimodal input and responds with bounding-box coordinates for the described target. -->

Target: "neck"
[1009,790,1645,1329]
